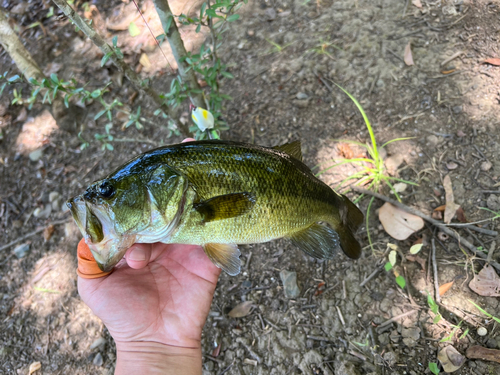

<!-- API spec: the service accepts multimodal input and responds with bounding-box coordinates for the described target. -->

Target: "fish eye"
[98,182,115,198]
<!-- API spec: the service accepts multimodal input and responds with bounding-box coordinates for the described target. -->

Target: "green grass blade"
[381,137,415,149]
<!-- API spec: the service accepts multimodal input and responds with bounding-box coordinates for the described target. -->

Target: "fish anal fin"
[194,192,255,222]
[273,140,303,161]
[288,223,340,260]
[203,243,241,276]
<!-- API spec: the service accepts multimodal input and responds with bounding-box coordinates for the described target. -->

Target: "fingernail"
[129,248,146,261]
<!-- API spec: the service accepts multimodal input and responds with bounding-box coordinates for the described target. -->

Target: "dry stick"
[0,219,69,252]
[352,187,500,272]
[51,0,189,136]
[377,310,418,329]
[360,263,385,287]
[431,238,441,303]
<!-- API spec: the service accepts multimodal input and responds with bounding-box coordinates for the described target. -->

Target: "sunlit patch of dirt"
[15,110,58,154]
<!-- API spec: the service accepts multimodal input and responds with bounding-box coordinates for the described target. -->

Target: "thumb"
[125,243,152,269]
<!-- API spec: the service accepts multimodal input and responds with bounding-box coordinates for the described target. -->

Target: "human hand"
[78,241,221,374]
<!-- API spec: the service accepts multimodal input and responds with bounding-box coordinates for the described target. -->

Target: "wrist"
[115,341,202,375]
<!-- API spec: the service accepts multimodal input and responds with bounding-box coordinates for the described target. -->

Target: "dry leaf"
[227,301,253,318]
[469,264,500,297]
[29,362,41,374]
[389,250,397,266]
[139,53,151,69]
[438,346,465,372]
[412,0,422,8]
[404,42,414,66]
[466,346,500,364]
[410,243,423,254]
[378,203,424,240]
[443,175,460,224]
[434,205,446,212]
[43,224,55,242]
[406,254,427,272]
[337,143,354,159]
[456,207,467,223]
[439,281,454,296]
[483,58,500,66]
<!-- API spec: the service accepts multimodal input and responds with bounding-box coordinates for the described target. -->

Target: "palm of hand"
[78,243,221,349]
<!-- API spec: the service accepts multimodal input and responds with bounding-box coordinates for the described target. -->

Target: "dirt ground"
[1,0,500,374]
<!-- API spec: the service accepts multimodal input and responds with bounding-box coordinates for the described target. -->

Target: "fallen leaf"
[443,175,460,224]
[128,21,141,37]
[432,211,443,220]
[337,143,354,159]
[438,346,465,372]
[456,207,467,223]
[439,281,454,296]
[389,250,397,266]
[483,58,500,66]
[412,0,422,8]
[139,53,151,69]
[404,42,414,66]
[29,362,41,374]
[378,203,425,240]
[385,154,404,176]
[43,224,55,242]
[227,301,253,318]
[434,205,446,212]
[410,243,423,254]
[469,264,500,297]
[406,254,427,272]
[466,346,500,364]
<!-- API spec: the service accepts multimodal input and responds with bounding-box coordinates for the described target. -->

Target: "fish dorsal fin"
[287,223,341,260]
[273,140,302,161]
[194,192,256,222]
[203,243,241,275]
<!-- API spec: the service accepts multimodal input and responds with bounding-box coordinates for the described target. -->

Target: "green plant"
[315,85,416,250]
[308,38,342,60]
[440,321,463,342]
[264,38,295,54]
[427,293,442,324]
[469,300,500,324]
[383,245,406,289]
[429,362,440,375]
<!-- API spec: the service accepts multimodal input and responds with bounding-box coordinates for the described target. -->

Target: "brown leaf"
[466,346,500,364]
[406,254,427,272]
[469,264,500,297]
[337,143,354,159]
[29,362,41,375]
[378,203,424,240]
[43,224,55,242]
[456,207,468,223]
[438,346,465,372]
[404,42,414,66]
[443,175,460,224]
[434,205,446,212]
[439,281,454,296]
[483,58,500,66]
[227,301,253,318]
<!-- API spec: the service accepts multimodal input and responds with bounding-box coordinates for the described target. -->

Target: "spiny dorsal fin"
[273,140,302,161]
[193,192,256,223]
[287,223,340,260]
[203,243,241,275]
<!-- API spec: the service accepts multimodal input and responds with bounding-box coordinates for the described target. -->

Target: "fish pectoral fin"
[194,192,256,222]
[287,223,341,260]
[203,243,241,276]
[273,140,302,161]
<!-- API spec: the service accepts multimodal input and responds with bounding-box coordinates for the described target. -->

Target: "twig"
[447,223,497,236]
[487,241,496,263]
[352,187,500,272]
[441,51,465,66]
[360,263,385,287]
[431,238,441,303]
[218,360,234,375]
[377,310,418,329]
[236,337,262,363]
[336,306,345,326]
[307,335,334,342]
[0,219,69,252]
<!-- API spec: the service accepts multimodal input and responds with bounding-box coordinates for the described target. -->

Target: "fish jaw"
[66,194,136,272]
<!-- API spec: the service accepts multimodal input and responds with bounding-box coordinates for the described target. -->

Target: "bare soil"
[1,0,500,374]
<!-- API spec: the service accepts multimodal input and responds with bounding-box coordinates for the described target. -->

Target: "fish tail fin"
[334,195,364,259]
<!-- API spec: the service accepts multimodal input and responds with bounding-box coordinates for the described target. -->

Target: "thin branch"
[431,238,441,303]
[51,0,189,136]
[0,219,69,252]
[352,187,500,272]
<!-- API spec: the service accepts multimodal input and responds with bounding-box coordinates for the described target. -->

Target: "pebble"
[13,243,30,258]
[296,92,308,100]
[33,205,52,219]
[90,337,106,350]
[452,105,463,114]
[486,195,500,211]
[401,327,421,341]
[49,191,63,211]
[93,352,103,366]
[265,8,277,21]
[292,99,310,108]
[280,270,300,298]
[384,154,404,176]
[29,149,43,162]
[477,327,487,336]
[480,160,492,171]
[426,135,439,146]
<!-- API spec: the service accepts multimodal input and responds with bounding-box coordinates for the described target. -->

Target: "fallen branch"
[431,238,441,303]
[352,187,500,272]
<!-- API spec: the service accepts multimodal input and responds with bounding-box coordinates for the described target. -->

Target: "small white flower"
[191,107,214,131]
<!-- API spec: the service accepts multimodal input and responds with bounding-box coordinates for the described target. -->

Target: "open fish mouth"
[66,195,136,272]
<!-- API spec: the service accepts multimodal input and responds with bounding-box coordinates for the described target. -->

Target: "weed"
[427,293,442,323]
[469,300,500,324]
[429,362,440,375]
[264,38,295,54]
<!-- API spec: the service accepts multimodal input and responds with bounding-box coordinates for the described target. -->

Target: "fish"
[67,140,364,275]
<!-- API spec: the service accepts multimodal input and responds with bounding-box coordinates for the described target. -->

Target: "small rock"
[392,182,408,193]
[12,220,23,229]
[477,327,488,336]
[292,99,310,108]
[29,149,43,162]
[247,30,255,37]
[457,130,466,137]
[402,327,421,341]
[296,92,308,100]
[446,161,458,170]
[487,195,500,211]
[280,270,300,298]
[13,243,30,258]
[426,135,439,146]
[90,337,106,350]
[481,161,492,172]
[438,345,465,372]
[265,8,277,21]
[49,191,61,202]
[452,105,463,114]
[33,205,52,219]
[403,338,417,347]
[384,154,404,176]
[93,352,103,366]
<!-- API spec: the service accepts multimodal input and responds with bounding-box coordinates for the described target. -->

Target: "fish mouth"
[66,195,135,272]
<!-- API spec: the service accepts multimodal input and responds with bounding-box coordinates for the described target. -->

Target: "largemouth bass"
[67,140,364,275]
